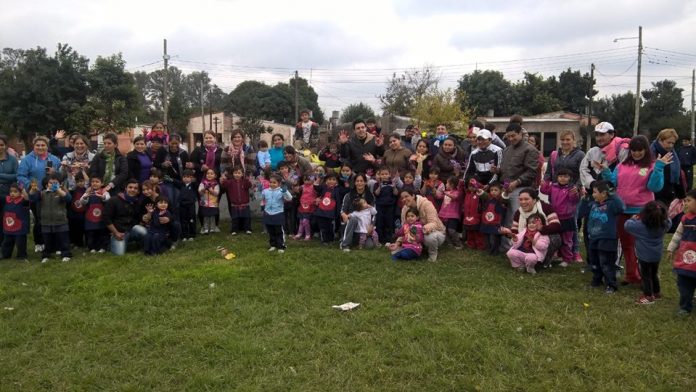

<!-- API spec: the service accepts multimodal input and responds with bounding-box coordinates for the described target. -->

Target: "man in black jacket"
[338,119,384,175]
[104,179,145,255]
[678,136,696,190]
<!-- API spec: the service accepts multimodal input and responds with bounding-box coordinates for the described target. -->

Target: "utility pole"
[587,63,595,151]
[209,101,213,132]
[633,26,642,136]
[213,117,220,135]
[294,70,299,122]
[691,68,695,143]
[163,39,169,126]
[200,78,206,132]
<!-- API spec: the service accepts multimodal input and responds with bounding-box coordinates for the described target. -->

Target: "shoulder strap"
[550,150,559,178]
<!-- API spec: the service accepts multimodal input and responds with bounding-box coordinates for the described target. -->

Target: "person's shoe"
[559,261,569,268]
[427,252,438,262]
[187,238,194,242]
[342,247,351,252]
[211,227,221,233]
[170,245,176,251]
[292,234,302,240]
[653,293,663,300]
[41,258,49,264]
[635,295,655,305]
[56,251,61,255]
[278,249,285,254]
[200,227,209,234]
[526,265,537,275]
[90,249,97,254]
[375,242,382,248]
[231,232,237,236]
[61,257,71,262]
[34,244,44,253]
[304,235,311,241]
[574,253,583,263]
[268,247,277,252]
[453,246,463,250]
[98,249,105,253]
[245,231,252,235]
[605,286,617,295]
[677,309,690,317]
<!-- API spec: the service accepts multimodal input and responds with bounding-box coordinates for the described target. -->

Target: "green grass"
[1,226,695,391]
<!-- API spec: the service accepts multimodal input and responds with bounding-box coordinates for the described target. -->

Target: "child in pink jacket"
[506,213,550,275]
[438,176,462,249]
[540,167,581,266]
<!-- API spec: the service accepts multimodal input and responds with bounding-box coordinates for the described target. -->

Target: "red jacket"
[221,178,252,206]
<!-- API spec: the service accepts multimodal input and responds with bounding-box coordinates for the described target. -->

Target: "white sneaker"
[61,257,71,262]
[268,247,277,252]
[41,258,49,264]
[245,231,252,235]
[230,232,237,236]
[90,249,97,254]
[98,249,105,253]
[187,238,194,242]
[200,227,209,234]
[56,251,61,255]
[559,261,569,268]
[34,244,44,253]
[170,245,176,251]
[278,249,285,254]
[211,227,220,233]
[342,247,351,253]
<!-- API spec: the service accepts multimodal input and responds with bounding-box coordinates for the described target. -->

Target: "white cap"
[594,122,614,133]
[477,129,492,139]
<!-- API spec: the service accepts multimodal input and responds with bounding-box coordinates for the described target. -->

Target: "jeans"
[1,234,27,259]
[589,248,618,289]
[638,261,660,296]
[110,225,147,256]
[392,248,419,261]
[677,274,696,313]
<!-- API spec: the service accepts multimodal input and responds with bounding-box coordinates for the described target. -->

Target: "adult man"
[579,122,630,190]
[464,129,503,185]
[339,119,384,175]
[429,123,450,155]
[293,109,319,150]
[401,124,419,151]
[678,136,696,190]
[103,179,146,255]
[278,146,313,178]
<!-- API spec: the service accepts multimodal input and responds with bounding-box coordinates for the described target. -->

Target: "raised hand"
[145,204,155,213]
[657,152,673,165]
[55,129,66,139]
[363,153,375,162]
[338,130,349,144]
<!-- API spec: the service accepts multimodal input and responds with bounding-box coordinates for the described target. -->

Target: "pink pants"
[507,249,539,269]
[559,230,574,262]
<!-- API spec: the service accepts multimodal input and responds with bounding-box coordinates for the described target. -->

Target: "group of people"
[2,113,696,316]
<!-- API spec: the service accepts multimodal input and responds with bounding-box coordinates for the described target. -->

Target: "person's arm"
[16,157,30,189]
[0,156,17,182]
[110,155,129,191]
[646,160,666,192]
[623,218,643,237]
[518,148,540,186]
[667,222,684,253]
[539,180,552,196]
[579,152,594,190]
[282,189,293,201]
[601,166,618,186]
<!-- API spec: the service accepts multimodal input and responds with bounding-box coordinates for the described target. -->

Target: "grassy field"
[1,226,695,391]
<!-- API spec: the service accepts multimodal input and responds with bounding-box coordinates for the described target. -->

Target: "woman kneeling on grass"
[399,190,446,262]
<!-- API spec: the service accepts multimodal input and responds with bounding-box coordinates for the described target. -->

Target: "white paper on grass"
[332,302,360,311]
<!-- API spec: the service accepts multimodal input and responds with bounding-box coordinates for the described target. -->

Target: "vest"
[674,213,696,274]
[461,191,481,228]
[85,194,106,230]
[3,196,29,235]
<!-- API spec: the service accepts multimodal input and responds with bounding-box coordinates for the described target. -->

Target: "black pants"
[638,261,660,296]
[316,216,334,243]
[86,229,109,251]
[486,233,501,255]
[376,204,395,243]
[266,224,285,249]
[231,217,251,232]
[677,274,696,313]
[683,166,693,191]
[180,206,196,239]
[284,204,297,235]
[42,231,71,258]
[30,202,43,246]
[589,248,617,289]
[1,234,27,259]
[68,216,85,247]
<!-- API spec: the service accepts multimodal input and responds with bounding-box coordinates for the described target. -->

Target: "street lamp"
[613,26,642,136]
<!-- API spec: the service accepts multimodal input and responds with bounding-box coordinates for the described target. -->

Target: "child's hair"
[150,168,163,179]
[509,114,524,125]
[74,172,86,183]
[467,177,480,188]
[205,168,217,177]
[429,167,440,175]
[88,174,102,183]
[269,174,282,184]
[376,165,390,174]
[591,180,611,194]
[446,176,458,188]
[9,183,20,193]
[277,162,290,171]
[258,139,268,149]
[627,135,654,168]
[155,195,169,204]
[556,168,572,178]
[301,173,314,184]
[640,201,668,231]
[228,166,244,175]
[352,197,366,210]
[687,189,696,200]
[405,207,420,218]
[324,172,338,182]
[43,173,62,188]
[260,167,271,180]
[182,169,195,178]
[341,163,352,171]
[488,181,502,191]
[527,212,546,226]
[403,170,415,179]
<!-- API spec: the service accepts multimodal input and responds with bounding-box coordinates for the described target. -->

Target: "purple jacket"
[540,181,580,220]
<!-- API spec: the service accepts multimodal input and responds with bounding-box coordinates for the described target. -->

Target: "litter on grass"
[216,246,236,260]
[4,307,14,311]
[209,283,216,289]
[332,302,360,311]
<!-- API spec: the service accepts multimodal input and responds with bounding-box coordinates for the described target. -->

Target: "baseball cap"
[476,129,492,140]
[594,122,614,133]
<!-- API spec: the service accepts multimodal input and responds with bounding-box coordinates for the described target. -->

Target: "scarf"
[652,140,680,185]
[227,143,245,172]
[601,137,630,167]
[517,201,547,231]
[205,145,217,170]
[121,193,138,204]
[103,151,115,185]
[202,179,217,189]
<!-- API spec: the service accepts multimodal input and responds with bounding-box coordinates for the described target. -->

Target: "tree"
[380,67,439,116]
[641,79,685,135]
[512,72,562,115]
[274,77,325,124]
[235,117,273,146]
[557,68,595,114]
[340,102,376,123]
[592,93,635,136]
[409,89,471,136]
[227,81,292,123]
[456,70,515,117]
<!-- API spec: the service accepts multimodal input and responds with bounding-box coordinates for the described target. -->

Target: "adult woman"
[651,128,684,206]
[431,137,467,181]
[601,135,670,285]
[61,134,95,188]
[399,190,446,262]
[89,133,128,194]
[127,136,153,183]
[409,139,434,179]
[145,121,169,145]
[220,130,254,175]
[189,131,223,181]
[544,130,585,184]
[0,135,18,247]
[339,173,376,251]
[17,136,62,252]
[500,188,562,267]
[269,133,286,170]
[160,133,190,184]
[382,134,412,174]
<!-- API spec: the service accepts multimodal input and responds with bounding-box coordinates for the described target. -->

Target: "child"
[373,167,400,243]
[438,176,462,249]
[480,182,508,255]
[278,162,299,236]
[506,213,550,275]
[346,198,378,249]
[294,174,317,241]
[1,183,30,260]
[421,168,444,210]
[540,168,581,267]
[313,172,340,244]
[198,168,220,234]
[257,140,271,173]
[625,201,671,305]
[67,172,87,248]
[179,170,198,241]
[389,207,424,261]
[221,166,253,235]
[30,174,73,263]
[577,180,626,294]
[79,176,111,253]
[143,196,172,255]
[667,189,696,315]
[261,174,293,253]
[461,177,485,250]
[319,142,341,172]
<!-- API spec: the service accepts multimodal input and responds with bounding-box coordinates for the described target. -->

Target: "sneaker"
[605,286,617,295]
[211,227,221,233]
[635,295,655,305]
[61,257,71,262]
[34,244,44,253]
[200,227,209,234]
[526,265,537,275]
[231,232,237,236]
[304,235,311,241]
[278,249,285,254]
[187,238,194,242]
[90,249,97,254]
[342,247,351,253]
[573,253,583,263]
[559,261,569,268]
[170,245,176,251]
[677,309,690,316]
[427,252,438,262]
[292,234,302,240]
[268,247,277,252]
[56,251,61,255]
[41,258,49,264]
[245,231,252,235]
[98,249,105,253]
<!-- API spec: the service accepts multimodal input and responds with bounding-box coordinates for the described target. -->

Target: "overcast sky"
[1,0,695,118]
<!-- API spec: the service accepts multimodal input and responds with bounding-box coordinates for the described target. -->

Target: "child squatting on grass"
[667,189,696,315]
[388,207,424,261]
[506,212,550,275]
